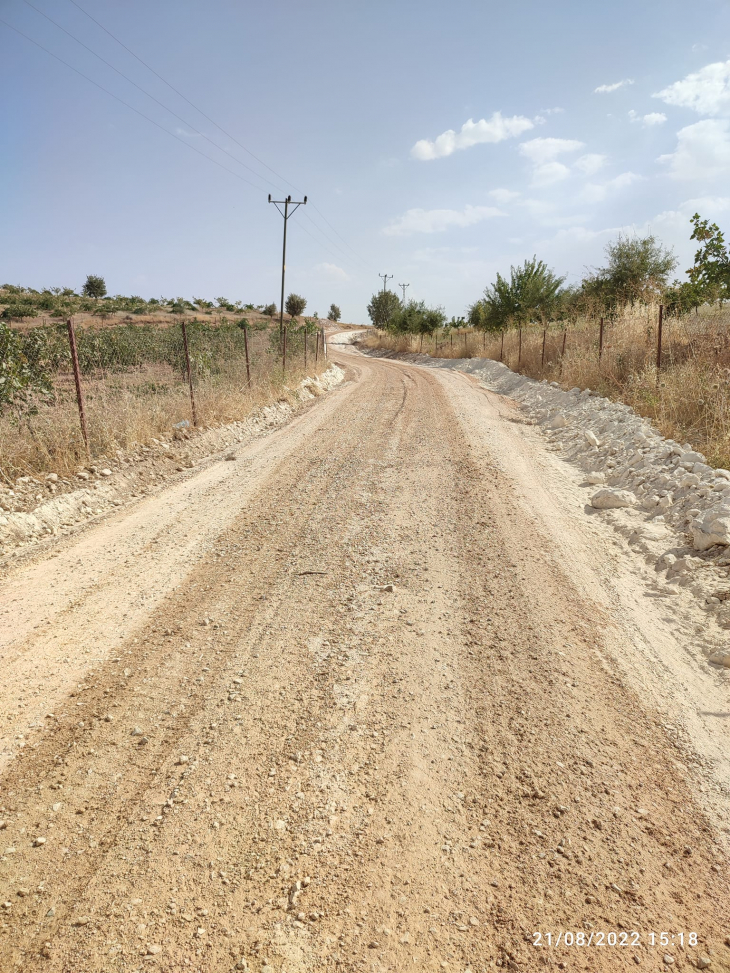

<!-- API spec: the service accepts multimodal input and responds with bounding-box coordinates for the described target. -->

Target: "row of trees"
[1,277,344,325]
[366,290,447,334]
[466,213,730,332]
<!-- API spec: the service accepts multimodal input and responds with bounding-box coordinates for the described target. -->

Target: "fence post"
[541,327,547,368]
[420,333,424,353]
[243,323,251,387]
[450,332,453,352]
[656,304,664,373]
[483,331,486,354]
[304,329,308,370]
[518,325,522,366]
[321,327,327,360]
[180,321,198,427]
[315,329,319,363]
[561,328,567,358]
[500,330,504,362]
[463,332,467,356]
[283,325,287,374]
[66,318,89,453]
[599,316,604,362]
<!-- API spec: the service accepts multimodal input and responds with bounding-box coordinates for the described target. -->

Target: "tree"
[387,299,446,334]
[262,303,278,318]
[686,213,730,303]
[328,303,341,322]
[367,290,400,328]
[582,234,677,309]
[82,275,107,299]
[285,293,307,319]
[474,257,566,332]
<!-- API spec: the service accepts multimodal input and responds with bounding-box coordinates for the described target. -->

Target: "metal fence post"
[181,321,198,426]
[599,316,604,362]
[500,330,504,362]
[304,329,308,370]
[243,322,251,387]
[541,326,547,368]
[283,325,287,374]
[656,304,664,373]
[322,327,327,359]
[463,332,467,355]
[518,325,522,366]
[562,328,567,358]
[66,318,89,453]
[315,329,319,363]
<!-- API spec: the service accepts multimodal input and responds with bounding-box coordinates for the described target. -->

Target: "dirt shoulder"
[0,346,727,972]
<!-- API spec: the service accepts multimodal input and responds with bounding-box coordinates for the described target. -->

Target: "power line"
[399,282,410,303]
[62,0,374,271]
[0,17,362,271]
[379,273,393,293]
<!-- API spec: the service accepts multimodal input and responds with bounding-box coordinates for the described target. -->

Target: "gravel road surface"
[0,342,727,972]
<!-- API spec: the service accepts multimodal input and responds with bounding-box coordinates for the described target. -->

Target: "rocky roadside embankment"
[0,366,344,561]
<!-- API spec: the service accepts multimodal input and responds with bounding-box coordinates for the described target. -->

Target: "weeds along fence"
[0,318,327,480]
[365,302,730,468]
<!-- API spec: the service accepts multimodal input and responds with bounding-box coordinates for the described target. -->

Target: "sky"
[3,0,730,323]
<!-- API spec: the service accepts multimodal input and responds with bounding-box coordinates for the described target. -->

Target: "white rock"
[691,509,730,550]
[584,430,600,448]
[585,472,606,485]
[590,489,636,509]
[547,414,568,429]
[708,650,730,668]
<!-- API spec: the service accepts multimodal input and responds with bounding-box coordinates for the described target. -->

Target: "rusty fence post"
[562,328,567,358]
[66,318,89,453]
[315,329,319,363]
[243,323,251,387]
[463,332,467,356]
[518,325,522,366]
[420,333,424,353]
[283,326,288,374]
[541,326,547,368]
[483,331,486,354]
[599,316,604,362]
[180,321,198,426]
[500,330,504,362]
[656,304,664,373]
[304,329,308,370]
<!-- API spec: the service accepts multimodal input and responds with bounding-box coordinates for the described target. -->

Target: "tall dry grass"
[362,303,730,468]
[0,331,326,481]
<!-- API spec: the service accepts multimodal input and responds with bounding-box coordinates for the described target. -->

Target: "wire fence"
[0,317,327,479]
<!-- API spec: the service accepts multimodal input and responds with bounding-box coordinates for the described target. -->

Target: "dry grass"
[0,334,326,481]
[362,304,730,469]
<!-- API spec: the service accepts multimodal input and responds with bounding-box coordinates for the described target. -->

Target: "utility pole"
[398,282,409,303]
[379,273,393,293]
[269,193,307,339]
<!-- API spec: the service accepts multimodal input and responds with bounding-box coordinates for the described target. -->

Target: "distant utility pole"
[399,282,410,303]
[379,273,393,293]
[268,193,307,338]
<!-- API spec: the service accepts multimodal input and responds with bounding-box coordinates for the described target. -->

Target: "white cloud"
[518,137,585,164]
[628,110,667,126]
[411,111,534,160]
[316,262,350,281]
[658,119,730,179]
[539,107,565,115]
[488,188,520,204]
[574,153,607,175]
[531,162,572,186]
[579,171,642,203]
[654,60,730,116]
[383,204,503,236]
[594,79,634,94]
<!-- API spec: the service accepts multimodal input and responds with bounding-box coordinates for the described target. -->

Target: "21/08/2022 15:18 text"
[533,931,699,947]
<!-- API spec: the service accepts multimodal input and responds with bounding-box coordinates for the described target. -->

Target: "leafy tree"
[473,257,566,331]
[285,293,307,319]
[686,213,730,303]
[367,290,400,328]
[262,303,278,318]
[0,321,52,411]
[387,299,446,334]
[582,234,677,309]
[328,303,341,322]
[82,274,107,299]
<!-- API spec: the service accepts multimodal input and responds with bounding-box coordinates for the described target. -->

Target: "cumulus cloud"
[316,262,350,281]
[628,110,667,126]
[488,188,521,204]
[530,162,572,186]
[411,111,534,160]
[654,60,730,116]
[594,79,634,93]
[383,204,503,236]
[574,153,607,175]
[579,172,642,204]
[518,137,585,164]
[658,119,730,179]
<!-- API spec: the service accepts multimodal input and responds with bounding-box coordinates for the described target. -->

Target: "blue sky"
[3,0,730,322]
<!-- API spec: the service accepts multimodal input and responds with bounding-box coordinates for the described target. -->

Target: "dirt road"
[0,343,728,972]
